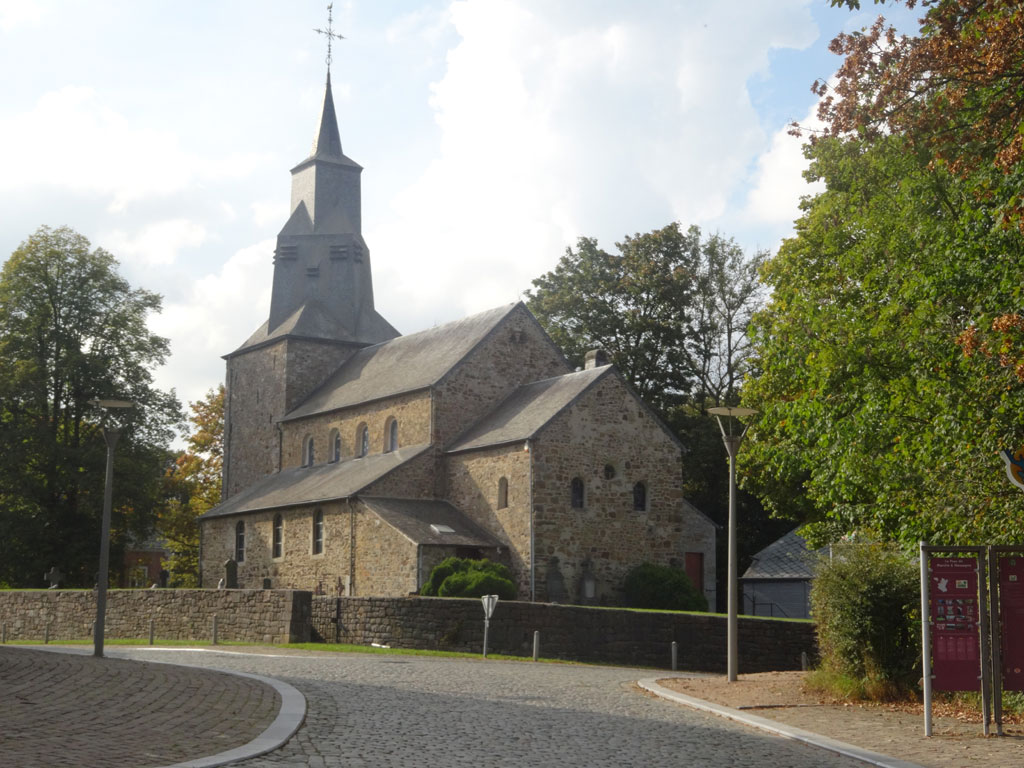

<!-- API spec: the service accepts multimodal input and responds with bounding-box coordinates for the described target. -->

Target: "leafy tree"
[0,226,181,586]
[745,1,1024,547]
[526,224,785,609]
[622,562,708,612]
[158,386,223,587]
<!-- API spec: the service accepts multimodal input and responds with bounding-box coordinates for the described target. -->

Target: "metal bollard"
[44,624,50,644]
[801,651,808,671]
[149,618,155,645]
[212,614,218,645]
[671,641,678,671]
[533,630,540,662]
[2,622,6,644]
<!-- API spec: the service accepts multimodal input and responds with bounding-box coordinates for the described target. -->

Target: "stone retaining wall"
[312,596,815,672]
[0,589,311,644]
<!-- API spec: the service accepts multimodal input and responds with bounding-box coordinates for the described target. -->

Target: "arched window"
[633,481,647,512]
[312,509,324,555]
[497,477,509,509]
[329,429,341,462]
[304,436,315,467]
[570,477,584,509]
[272,514,283,558]
[234,521,245,562]
[385,418,399,452]
[357,424,369,458]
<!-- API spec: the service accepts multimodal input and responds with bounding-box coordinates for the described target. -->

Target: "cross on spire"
[314,3,345,70]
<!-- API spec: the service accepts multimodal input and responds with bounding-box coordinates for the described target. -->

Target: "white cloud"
[370,0,820,322]
[102,219,208,267]
[743,100,826,232]
[0,0,45,31]
[149,240,274,405]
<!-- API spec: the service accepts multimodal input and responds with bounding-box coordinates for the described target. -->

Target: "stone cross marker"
[44,566,62,589]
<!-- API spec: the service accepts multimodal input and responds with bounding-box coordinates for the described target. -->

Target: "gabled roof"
[740,529,823,581]
[283,303,522,421]
[199,444,431,519]
[446,366,611,453]
[360,497,501,548]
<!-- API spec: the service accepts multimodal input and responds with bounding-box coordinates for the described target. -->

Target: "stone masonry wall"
[224,338,356,497]
[200,498,421,597]
[0,589,311,644]
[530,372,717,605]
[432,305,569,447]
[311,596,815,673]
[446,446,533,597]
[280,390,431,468]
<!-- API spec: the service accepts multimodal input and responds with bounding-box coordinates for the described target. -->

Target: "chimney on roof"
[584,349,610,370]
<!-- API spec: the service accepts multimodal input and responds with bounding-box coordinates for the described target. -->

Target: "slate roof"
[740,529,822,581]
[283,303,521,421]
[227,299,398,357]
[199,444,431,519]
[446,366,612,453]
[360,498,501,547]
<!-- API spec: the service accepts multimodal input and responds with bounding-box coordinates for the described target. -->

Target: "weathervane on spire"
[314,3,345,69]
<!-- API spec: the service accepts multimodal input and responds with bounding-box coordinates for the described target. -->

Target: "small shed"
[740,529,822,619]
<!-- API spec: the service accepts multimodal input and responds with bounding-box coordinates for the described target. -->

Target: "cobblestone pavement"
[113,647,866,768]
[0,646,280,768]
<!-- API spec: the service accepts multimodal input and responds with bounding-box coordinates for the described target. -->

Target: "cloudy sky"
[0,0,917,427]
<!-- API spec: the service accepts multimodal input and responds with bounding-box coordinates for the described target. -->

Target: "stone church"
[198,73,716,606]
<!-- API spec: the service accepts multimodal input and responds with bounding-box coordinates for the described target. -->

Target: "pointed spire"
[311,72,343,159]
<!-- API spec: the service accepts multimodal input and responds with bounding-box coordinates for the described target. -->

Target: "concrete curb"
[637,678,927,768]
[16,646,305,768]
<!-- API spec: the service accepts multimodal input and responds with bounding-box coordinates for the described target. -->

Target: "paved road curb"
[637,678,927,768]
[20,646,306,768]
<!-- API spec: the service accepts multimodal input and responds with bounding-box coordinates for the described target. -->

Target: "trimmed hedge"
[623,562,708,612]
[420,557,516,600]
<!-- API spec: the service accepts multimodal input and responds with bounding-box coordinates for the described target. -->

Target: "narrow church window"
[497,477,509,509]
[633,481,647,512]
[305,436,315,467]
[571,477,584,509]
[329,429,341,462]
[386,418,398,452]
[272,514,283,558]
[357,425,369,458]
[235,521,245,563]
[312,509,324,555]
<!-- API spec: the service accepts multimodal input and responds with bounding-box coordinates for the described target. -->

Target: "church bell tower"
[221,58,398,498]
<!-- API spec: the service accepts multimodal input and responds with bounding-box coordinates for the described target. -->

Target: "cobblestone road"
[118,648,866,768]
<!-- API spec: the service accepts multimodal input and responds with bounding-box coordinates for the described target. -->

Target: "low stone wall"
[0,589,311,644]
[312,596,815,672]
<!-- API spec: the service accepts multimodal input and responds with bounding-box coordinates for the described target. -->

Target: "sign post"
[481,594,498,659]
[921,546,990,736]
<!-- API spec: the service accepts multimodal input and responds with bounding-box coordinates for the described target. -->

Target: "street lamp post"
[90,399,133,658]
[708,405,758,683]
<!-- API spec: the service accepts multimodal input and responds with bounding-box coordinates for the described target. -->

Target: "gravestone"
[547,556,567,603]
[44,566,62,589]
[159,569,169,588]
[223,558,238,589]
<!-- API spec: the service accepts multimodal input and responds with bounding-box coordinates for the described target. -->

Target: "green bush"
[623,562,708,612]
[810,542,920,699]
[420,557,516,600]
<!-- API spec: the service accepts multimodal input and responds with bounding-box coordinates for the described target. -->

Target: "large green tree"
[0,226,181,587]
[744,1,1024,546]
[526,223,788,608]
[158,386,223,587]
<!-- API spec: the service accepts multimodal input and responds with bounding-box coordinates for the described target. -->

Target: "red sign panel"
[929,556,981,691]
[1000,556,1024,692]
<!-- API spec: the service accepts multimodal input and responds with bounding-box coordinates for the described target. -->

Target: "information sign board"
[999,556,1024,692]
[929,556,981,691]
